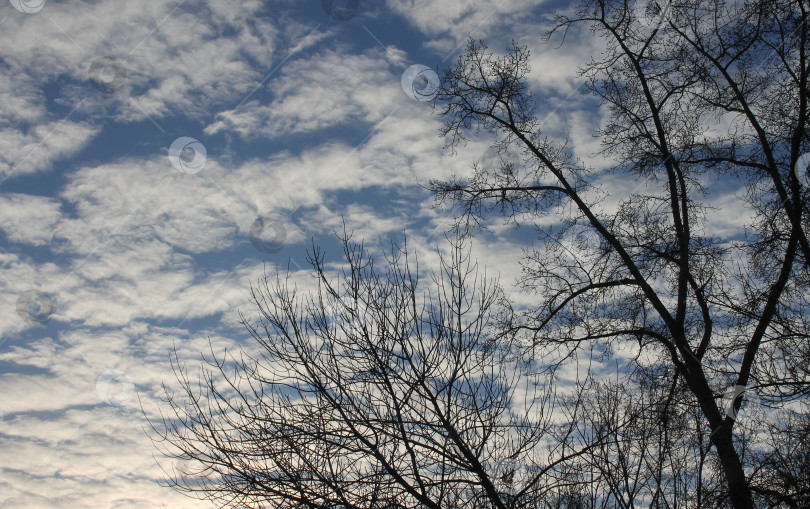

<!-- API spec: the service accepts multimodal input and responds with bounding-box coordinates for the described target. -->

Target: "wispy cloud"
[0,0,682,507]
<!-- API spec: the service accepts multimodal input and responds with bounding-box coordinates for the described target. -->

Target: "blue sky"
[0,0,756,507]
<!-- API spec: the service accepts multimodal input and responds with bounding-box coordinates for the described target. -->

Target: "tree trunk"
[711,425,754,509]
[682,356,755,509]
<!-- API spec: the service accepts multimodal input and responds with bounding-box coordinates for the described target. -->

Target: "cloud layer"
[0,0,755,507]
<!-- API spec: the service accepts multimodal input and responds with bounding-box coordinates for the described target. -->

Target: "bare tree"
[152,232,606,508]
[430,0,810,507]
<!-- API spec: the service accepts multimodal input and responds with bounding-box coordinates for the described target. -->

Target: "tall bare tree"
[152,233,607,508]
[430,0,810,507]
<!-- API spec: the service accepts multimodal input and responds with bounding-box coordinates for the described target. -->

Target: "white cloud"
[386,0,544,56]
[204,47,403,139]
[0,408,211,508]
[0,73,48,125]
[0,321,247,508]
[0,0,323,183]
[0,1,606,507]
[0,193,63,246]
[0,121,98,179]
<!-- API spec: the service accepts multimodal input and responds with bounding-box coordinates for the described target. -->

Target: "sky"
[0,0,757,507]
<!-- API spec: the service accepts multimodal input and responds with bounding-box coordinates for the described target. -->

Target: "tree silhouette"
[153,0,810,507]
[429,0,810,507]
[152,233,609,508]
